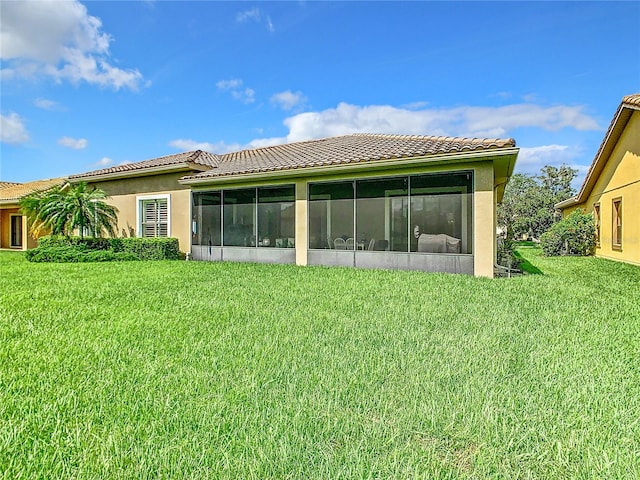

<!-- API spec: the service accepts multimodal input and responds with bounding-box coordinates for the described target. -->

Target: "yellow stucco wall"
[89,173,193,253]
[0,207,38,250]
[566,111,640,265]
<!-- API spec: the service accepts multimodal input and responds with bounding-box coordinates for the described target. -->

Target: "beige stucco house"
[556,94,640,266]
[0,178,66,250]
[70,133,518,277]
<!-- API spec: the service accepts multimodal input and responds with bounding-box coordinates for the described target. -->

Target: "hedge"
[25,246,139,263]
[27,236,182,262]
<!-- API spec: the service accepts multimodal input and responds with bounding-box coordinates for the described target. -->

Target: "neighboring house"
[71,133,518,277]
[556,94,640,266]
[0,178,67,250]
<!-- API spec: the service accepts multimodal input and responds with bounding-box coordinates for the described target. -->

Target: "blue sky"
[1,1,639,186]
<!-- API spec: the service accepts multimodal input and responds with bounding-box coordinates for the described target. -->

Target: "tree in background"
[498,165,578,240]
[20,182,119,238]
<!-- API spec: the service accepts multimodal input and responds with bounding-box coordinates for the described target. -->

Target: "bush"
[497,237,522,269]
[38,235,112,251]
[116,238,181,260]
[540,209,595,256]
[29,236,181,262]
[25,245,140,263]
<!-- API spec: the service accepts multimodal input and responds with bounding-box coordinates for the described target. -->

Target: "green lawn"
[1,248,639,479]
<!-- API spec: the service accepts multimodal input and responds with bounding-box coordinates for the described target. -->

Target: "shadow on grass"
[514,249,544,275]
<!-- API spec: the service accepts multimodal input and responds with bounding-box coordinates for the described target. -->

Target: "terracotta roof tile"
[0,178,66,202]
[0,181,21,190]
[622,93,640,108]
[184,133,516,180]
[69,150,220,179]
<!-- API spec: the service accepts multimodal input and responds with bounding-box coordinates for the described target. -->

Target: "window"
[356,177,408,251]
[612,198,622,249]
[223,189,256,246]
[593,203,600,247]
[308,171,473,253]
[410,172,473,254]
[138,195,169,237]
[257,186,295,247]
[309,181,354,249]
[192,192,221,246]
[193,186,296,248]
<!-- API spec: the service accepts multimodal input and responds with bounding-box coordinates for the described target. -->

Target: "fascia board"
[574,105,634,204]
[69,164,198,183]
[180,148,519,187]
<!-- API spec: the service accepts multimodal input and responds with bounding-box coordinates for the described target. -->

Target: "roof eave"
[573,100,639,204]
[555,197,579,210]
[180,147,519,186]
[69,162,211,183]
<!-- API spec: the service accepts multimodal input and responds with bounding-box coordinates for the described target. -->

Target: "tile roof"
[69,150,220,179]
[0,178,66,202]
[557,93,640,209]
[622,93,640,108]
[0,181,21,190]
[183,133,516,181]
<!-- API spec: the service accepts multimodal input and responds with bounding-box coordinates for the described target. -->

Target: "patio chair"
[345,238,355,250]
[334,238,346,250]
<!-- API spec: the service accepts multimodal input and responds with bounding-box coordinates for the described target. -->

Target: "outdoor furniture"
[345,238,355,250]
[334,238,346,249]
[417,233,461,253]
[373,239,389,251]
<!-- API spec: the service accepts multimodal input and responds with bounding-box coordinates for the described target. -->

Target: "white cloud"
[271,90,307,110]
[216,78,243,90]
[0,113,29,144]
[169,138,241,153]
[34,98,59,110]
[96,157,113,167]
[217,78,255,104]
[272,102,600,143]
[236,8,275,32]
[0,0,144,90]
[236,8,261,23]
[58,136,88,149]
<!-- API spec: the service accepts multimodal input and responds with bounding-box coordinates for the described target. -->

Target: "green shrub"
[26,245,87,263]
[497,237,522,269]
[38,235,112,251]
[117,238,181,260]
[540,209,595,256]
[26,245,140,263]
[32,236,181,262]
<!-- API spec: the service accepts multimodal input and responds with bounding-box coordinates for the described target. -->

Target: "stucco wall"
[566,111,640,265]
[89,173,193,253]
[0,208,37,250]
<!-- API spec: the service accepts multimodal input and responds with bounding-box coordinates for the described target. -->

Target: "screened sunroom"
[190,170,474,273]
[183,133,518,277]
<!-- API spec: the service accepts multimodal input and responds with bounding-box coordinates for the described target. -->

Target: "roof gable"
[557,94,640,209]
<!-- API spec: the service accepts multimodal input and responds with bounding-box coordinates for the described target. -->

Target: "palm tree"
[20,182,119,238]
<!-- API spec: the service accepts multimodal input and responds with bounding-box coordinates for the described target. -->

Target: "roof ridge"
[622,93,640,108]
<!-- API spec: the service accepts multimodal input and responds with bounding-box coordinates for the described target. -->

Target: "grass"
[1,248,639,479]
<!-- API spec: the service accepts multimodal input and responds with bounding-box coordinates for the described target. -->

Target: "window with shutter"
[140,197,169,237]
